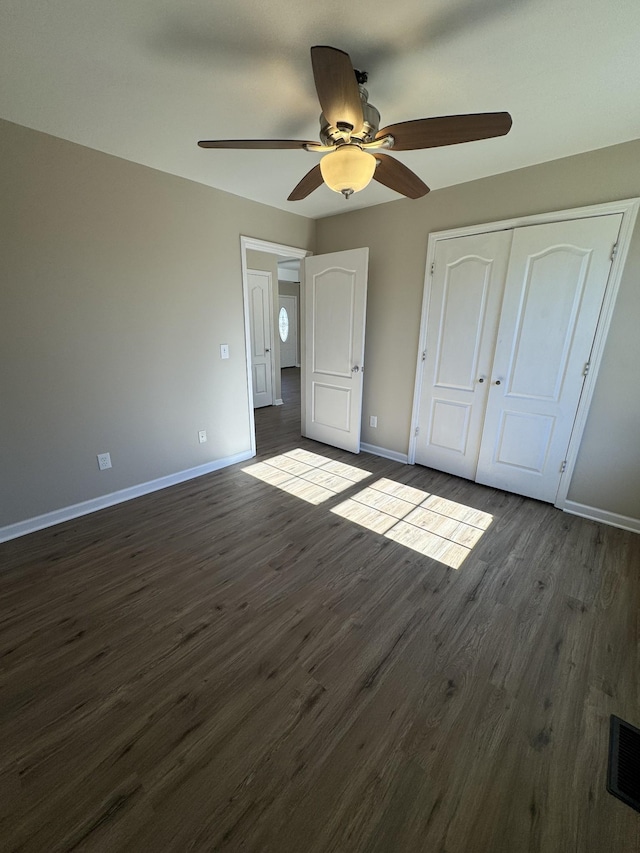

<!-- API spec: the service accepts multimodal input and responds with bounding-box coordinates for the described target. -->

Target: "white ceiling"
[1,0,639,219]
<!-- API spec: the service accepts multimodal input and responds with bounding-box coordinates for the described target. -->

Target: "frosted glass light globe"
[320,146,376,195]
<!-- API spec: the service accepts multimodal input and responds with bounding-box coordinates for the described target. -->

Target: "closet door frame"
[408,197,639,511]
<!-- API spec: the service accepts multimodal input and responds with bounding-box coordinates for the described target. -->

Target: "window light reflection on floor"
[241,448,371,505]
[242,451,493,569]
[332,478,493,569]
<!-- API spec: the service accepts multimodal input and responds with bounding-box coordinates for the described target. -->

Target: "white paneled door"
[302,249,369,453]
[415,230,513,478]
[415,213,622,503]
[278,294,298,368]
[248,269,273,408]
[475,214,622,500]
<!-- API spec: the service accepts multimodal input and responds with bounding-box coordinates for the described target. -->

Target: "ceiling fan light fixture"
[320,145,376,198]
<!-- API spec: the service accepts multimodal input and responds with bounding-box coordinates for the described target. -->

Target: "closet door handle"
[478,377,485,383]
[494,379,502,385]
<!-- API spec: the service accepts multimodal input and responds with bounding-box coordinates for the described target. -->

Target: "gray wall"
[317,139,640,520]
[0,119,314,528]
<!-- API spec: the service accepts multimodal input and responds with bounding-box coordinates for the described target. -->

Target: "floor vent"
[608,715,640,812]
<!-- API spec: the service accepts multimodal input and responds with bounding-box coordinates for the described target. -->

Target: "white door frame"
[408,197,639,512]
[240,236,312,455]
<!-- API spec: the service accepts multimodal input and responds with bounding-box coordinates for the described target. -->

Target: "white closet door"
[415,230,513,478]
[476,214,622,501]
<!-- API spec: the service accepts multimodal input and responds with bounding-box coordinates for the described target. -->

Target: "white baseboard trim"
[0,450,255,544]
[561,500,640,534]
[360,442,409,464]
[274,398,284,406]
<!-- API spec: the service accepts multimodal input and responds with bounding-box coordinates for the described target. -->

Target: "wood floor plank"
[1,368,639,851]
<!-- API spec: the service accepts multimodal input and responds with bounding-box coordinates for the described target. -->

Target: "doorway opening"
[240,237,310,455]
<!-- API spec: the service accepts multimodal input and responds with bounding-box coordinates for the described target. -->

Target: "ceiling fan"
[198,45,512,202]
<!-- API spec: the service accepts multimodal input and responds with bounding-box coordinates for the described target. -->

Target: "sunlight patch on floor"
[242,448,371,505]
[242,453,492,568]
[331,478,493,569]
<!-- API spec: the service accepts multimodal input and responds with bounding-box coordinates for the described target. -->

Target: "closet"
[412,212,622,503]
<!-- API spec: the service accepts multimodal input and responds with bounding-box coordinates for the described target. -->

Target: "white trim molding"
[562,501,640,535]
[553,198,640,509]
[360,442,409,464]
[0,451,254,544]
[274,398,284,406]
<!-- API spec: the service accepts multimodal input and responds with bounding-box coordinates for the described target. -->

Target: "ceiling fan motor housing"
[319,85,381,146]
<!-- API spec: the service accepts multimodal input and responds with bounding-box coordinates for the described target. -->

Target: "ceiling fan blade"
[198,139,317,149]
[288,164,324,201]
[376,112,512,151]
[373,153,430,199]
[310,45,364,133]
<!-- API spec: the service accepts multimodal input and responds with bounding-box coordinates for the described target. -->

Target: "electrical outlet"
[97,452,112,470]
[369,415,378,428]
[198,430,207,444]
[220,344,229,360]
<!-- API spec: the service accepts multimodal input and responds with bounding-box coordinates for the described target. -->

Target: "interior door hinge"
[610,241,618,262]
[430,262,435,275]
[421,350,427,362]
[415,426,420,437]
[583,361,591,377]
[560,460,567,473]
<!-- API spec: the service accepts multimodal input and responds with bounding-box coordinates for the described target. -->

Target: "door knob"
[494,379,501,385]
[478,377,485,383]
[265,348,271,353]
[351,365,360,373]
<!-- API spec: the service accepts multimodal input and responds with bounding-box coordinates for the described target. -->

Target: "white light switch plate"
[220,344,229,359]
[198,430,207,444]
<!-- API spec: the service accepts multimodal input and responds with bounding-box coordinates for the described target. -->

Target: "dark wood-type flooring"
[1,368,639,851]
